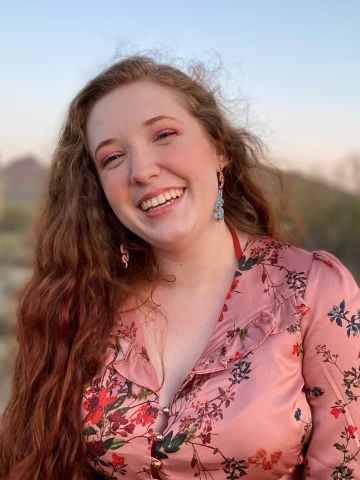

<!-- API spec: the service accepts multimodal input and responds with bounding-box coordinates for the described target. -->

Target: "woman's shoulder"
[237,236,358,332]
[244,235,313,268]
[241,235,314,300]
[244,235,357,289]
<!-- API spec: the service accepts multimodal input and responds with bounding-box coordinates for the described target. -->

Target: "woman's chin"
[145,222,197,249]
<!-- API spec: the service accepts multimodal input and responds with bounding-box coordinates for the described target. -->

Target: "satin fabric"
[81,235,360,479]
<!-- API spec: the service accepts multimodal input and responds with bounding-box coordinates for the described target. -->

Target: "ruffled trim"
[191,292,310,375]
[105,290,310,391]
[111,336,160,392]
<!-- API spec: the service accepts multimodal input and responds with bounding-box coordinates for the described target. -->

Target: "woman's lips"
[140,188,186,218]
[140,188,185,212]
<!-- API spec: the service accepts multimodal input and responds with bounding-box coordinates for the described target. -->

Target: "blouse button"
[151,459,162,469]
[155,433,164,442]
[158,406,170,415]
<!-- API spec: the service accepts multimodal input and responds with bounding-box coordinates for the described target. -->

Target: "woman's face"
[87,81,225,250]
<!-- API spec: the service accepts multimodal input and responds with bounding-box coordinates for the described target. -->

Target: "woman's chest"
[81,327,310,479]
[140,302,226,411]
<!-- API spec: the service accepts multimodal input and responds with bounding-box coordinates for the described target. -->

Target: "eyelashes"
[155,130,177,141]
[102,153,124,167]
[101,129,178,168]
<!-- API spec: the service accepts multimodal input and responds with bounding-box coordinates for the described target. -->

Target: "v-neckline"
[118,225,248,393]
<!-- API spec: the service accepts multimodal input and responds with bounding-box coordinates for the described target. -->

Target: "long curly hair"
[0,55,292,479]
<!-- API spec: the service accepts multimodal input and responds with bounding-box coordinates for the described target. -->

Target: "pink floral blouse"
[81,235,360,479]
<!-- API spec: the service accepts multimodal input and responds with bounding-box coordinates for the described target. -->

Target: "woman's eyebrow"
[94,138,118,158]
[142,115,183,127]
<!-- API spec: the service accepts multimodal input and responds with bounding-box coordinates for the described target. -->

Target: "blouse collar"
[109,234,312,392]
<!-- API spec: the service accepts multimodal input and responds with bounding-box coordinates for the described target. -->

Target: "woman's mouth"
[140,188,185,213]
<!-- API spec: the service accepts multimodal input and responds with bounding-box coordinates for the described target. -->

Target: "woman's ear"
[215,141,229,169]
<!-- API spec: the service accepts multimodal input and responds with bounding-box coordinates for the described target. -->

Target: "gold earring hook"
[218,163,224,190]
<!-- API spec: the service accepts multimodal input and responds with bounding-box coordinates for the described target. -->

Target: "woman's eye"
[155,130,177,141]
[102,153,124,167]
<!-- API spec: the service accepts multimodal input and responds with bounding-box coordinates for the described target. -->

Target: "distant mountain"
[2,156,49,203]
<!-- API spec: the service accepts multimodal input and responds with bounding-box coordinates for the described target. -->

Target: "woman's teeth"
[141,188,184,211]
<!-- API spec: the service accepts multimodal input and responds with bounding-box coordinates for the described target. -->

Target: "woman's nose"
[129,148,161,184]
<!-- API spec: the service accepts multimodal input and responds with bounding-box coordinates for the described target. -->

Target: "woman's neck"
[152,222,247,293]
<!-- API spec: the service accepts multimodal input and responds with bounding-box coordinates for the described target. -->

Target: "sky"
[0,0,359,185]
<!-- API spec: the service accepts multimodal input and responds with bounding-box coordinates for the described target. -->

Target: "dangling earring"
[215,163,225,221]
[120,244,129,269]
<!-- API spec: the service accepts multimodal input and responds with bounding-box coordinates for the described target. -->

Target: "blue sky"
[1,0,359,182]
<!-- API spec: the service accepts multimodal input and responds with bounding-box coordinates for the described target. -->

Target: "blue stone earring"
[215,163,225,221]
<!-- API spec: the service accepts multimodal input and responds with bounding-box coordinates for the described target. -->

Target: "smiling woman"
[0,55,359,480]
[86,80,234,248]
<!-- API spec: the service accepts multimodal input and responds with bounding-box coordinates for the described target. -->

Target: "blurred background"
[0,0,359,412]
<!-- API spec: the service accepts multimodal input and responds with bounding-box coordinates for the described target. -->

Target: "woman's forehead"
[89,82,184,124]
[86,82,189,149]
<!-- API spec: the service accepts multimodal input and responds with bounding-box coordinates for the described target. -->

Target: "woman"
[0,55,359,480]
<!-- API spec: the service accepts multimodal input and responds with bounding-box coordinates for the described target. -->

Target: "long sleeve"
[301,251,360,478]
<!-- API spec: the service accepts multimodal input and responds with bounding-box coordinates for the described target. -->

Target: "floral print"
[83,387,118,424]
[312,344,360,477]
[81,235,360,479]
[332,425,359,479]
[246,448,282,471]
[294,408,312,443]
[328,300,360,338]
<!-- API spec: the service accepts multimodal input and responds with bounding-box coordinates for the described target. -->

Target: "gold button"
[155,433,164,442]
[158,406,170,415]
[151,459,162,469]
